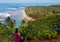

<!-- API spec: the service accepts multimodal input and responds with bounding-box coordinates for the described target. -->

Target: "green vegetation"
[38,29,58,39]
[25,6,60,19]
[0,6,60,42]
[0,17,16,42]
[20,6,60,40]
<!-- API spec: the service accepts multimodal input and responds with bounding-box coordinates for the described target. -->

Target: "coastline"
[21,10,35,21]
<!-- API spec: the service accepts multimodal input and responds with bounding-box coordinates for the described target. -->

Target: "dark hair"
[15,28,18,33]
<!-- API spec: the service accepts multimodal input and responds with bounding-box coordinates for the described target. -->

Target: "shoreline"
[21,10,35,21]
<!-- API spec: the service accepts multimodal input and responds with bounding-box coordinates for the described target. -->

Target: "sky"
[0,0,60,4]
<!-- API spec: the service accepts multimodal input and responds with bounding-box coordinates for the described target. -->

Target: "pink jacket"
[14,32,21,42]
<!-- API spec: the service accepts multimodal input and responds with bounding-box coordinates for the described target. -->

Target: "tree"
[5,17,16,28]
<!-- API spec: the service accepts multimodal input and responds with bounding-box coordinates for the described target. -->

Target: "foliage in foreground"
[20,17,58,40]
[0,17,16,42]
[38,29,58,39]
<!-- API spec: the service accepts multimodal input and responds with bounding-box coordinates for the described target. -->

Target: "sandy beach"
[21,10,35,21]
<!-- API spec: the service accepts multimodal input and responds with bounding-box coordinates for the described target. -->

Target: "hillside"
[20,6,60,41]
[25,6,60,19]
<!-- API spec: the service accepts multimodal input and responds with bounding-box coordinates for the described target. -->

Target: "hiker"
[14,28,21,42]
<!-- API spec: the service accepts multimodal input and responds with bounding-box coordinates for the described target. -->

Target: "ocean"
[0,3,59,28]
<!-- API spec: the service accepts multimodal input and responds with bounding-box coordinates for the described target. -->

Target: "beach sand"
[21,10,35,21]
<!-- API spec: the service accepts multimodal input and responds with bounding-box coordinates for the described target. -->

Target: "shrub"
[20,20,58,40]
[51,30,58,38]
[37,29,58,39]
[26,33,33,40]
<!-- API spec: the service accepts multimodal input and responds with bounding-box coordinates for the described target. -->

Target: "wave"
[0,12,10,19]
[0,8,23,21]
[0,19,3,21]
[0,7,24,27]
[7,8,17,10]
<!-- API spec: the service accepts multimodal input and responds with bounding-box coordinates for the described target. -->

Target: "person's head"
[15,28,18,33]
